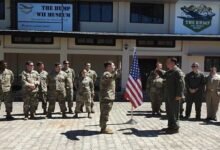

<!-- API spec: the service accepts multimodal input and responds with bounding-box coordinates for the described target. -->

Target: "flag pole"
[126,104,137,124]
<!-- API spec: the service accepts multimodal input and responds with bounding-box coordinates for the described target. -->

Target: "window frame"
[75,37,115,46]
[130,3,164,24]
[12,35,54,44]
[0,0,5,20]
[79,2,113,22]
[136,39,175,48]
[204,57,220,72]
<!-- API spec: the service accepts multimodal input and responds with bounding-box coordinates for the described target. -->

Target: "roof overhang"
[1,30,220,41]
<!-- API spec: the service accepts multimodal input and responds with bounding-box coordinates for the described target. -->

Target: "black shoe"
[73,113,78,118]
[88,113,92,119]
[211,117,217,121]
[46,113,52,119]
[62,113,67,118]
[196,116,201,121]
[68,108,73,114]
[6,115,14,120]
[165,128,179,134]
[183,116,189,120]
[161,127,170,131]
[43,109,47,115]
[30,113,35,119]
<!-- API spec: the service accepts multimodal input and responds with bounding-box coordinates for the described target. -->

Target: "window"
[75,38,115,46]
[130,3,164,24]
[205,57,220,72]
[0,0,5,20]
[79,2,113,22]
[136,40,175,47]
[12,36,53,44]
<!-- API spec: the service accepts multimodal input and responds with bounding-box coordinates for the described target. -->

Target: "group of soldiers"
[147,58,220,134]
[0,59,118,134]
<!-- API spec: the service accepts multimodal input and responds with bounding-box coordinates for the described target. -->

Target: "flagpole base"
[126,118,137,125]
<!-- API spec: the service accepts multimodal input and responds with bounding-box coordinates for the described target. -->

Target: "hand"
[28,84,36,90]
[175,96,182,101]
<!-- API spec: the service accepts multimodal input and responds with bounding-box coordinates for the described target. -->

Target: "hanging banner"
[175,2,219,34]
[17,3,73,31]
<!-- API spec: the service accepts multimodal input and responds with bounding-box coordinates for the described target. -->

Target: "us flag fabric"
[124,48,143,108]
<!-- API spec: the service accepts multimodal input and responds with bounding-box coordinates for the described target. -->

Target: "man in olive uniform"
[185,62,205,120]
[99,61,119,134]
[21,61,40,120]
[84,62,97,113]
[47,63,71,118]
[36,62,48,115]
[0,60,14,120]
[205,66,220,121]
[74,69,94,118]
[62,60,75,113]
[146,62,165,115]
[159,57,185,134]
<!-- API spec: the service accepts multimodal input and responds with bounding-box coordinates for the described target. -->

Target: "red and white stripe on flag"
[124,48,143,108]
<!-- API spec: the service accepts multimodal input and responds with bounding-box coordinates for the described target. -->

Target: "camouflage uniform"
[38,70,48,112]
[47,70,71,115]
[62,68,75,110]
[0,69,14,114]
[205,74,220,120]
[75,76,94,113]
[21,70,40,117]
[146,72,164,114]
[99,71,117,130]
[86,69,97,112]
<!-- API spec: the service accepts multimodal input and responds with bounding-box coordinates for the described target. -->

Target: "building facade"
[0,0,220,91]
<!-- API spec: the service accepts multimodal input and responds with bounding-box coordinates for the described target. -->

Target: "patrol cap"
[63,60,70,64]
[191,62,199,67]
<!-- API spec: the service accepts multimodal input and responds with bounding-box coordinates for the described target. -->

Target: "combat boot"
[24,114,29,120]
[46,113,52,119]
[62,112,67,118]
[91,103,95,113]
[6,112,14,120]
[30,113,35,119]
[100,128,113,134]
[68,107,73,114]
[88,113,92,119]
[73,113,78,118]
[43,108,47,115]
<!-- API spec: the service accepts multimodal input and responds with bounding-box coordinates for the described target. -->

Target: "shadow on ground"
[61,130,100,140]
[118,128,166,137]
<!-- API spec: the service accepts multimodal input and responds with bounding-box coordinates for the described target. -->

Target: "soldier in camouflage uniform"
[62,60,75,113]
[0,60,14,120]
[21,61,40,120]
[81,62,97,113]
[146,62,165,115]
[36,62,48,115]
[99,61,119,134]
[158,57,185,134]
[146,71,164,116]
[74,69,94,118]
[47,63,71,118]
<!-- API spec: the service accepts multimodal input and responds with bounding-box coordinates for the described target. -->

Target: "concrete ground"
[0,102,220,150]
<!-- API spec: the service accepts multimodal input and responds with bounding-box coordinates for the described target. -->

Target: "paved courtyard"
[0,102,220,150]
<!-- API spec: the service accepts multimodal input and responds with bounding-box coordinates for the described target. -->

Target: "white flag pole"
[126,47,138,124]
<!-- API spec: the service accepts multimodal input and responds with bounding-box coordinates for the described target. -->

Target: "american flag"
[124,48,143,108]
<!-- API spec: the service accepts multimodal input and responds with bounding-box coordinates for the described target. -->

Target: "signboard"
[175,2,219,34]
[17,3,73,31]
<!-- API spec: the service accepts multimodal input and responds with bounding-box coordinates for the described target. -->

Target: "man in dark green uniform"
[185,62,205,120]
[99,61,119,134]
[159,57,185,134]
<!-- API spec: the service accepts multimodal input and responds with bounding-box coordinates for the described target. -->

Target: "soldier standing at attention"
[74,69,94,118]
[47,63,71,118]
[84,62,97,113]
[62,60,75,114]
[205,66,220,121]
[99,61,119,134]
[146,62,165,115]
[36,61,48,115]
[0,60,14,120]
[21,61,40,120]
[184,62,205,120]
[159,57,185,134]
